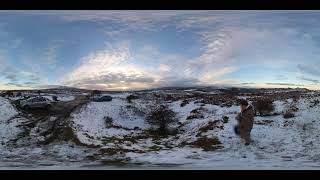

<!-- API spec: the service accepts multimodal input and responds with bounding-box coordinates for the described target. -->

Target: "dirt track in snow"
[9,95,90,146]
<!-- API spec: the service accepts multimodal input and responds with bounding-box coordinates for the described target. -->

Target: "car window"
[30,98,37,102]
[34,97,43,102]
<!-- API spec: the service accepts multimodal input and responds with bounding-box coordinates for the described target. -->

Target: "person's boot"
[245,142,250,146]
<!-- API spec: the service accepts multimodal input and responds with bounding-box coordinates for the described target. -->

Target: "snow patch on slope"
[70,98,148,146]
[0,97,24,146]
[0,97,18,121]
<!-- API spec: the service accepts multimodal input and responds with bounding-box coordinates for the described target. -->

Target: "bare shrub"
[283,111,295,119]
[185,136,223,151]
[145,105,177,134]
[126,95,138,103]
[186,107,205,120]
[180,100,189,107]
[289,106,299,112]
[197,120,223,137]
[164,94,174,101]
[104,116,113,128]
[3,91,14,97]
[254,119,274,125]
[52,96,58,101]
[310,99,320,108]
[119,105,145,118]
[253,98,275,116]
[223,116,229,123]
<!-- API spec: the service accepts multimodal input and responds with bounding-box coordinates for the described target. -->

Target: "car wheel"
[45,104,51,110]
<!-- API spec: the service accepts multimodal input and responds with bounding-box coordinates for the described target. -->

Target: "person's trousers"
[235,125,252,144]
[240,129,251,144]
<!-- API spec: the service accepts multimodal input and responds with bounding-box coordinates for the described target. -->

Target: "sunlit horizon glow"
[0,11,319,91]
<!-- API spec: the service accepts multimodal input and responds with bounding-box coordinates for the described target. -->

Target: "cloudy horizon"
[0,10,320,91]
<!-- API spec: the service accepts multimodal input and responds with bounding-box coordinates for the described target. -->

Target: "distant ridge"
[3,84,311,92]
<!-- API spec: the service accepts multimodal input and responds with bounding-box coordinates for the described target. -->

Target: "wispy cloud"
[240,82,256,85]
[61,43,157,90]
[298,76,319,84]
[265,83,305,86]
[275,75,288,81]
[1,11,320,90]
[61,42,220,90]
[297,64,320,77]
[5,74,17,82]
[41,40,64,69]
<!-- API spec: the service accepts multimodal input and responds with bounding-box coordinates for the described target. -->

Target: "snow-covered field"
[122,97,320,169]
[0,89,320,169]
[43,95,75,102]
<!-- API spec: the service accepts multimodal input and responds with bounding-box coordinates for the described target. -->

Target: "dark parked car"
[92,95,112,102]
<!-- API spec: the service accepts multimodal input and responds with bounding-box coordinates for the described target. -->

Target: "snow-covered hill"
[0,90,320,169]
[67,91,320,169]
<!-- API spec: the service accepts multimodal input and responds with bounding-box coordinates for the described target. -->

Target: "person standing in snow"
[235,99,254,146]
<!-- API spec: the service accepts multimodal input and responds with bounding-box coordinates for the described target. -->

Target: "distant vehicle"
[92,95,112,102]
[20,96,52,110]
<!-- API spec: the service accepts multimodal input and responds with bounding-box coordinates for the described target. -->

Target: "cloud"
[56,11,320,90]
[265,83,305,86]
[68,72,155,89]
[20,71,42,83]
[0,61,20,83]
[200,67,237,85]
[298,76,319,84]
[61,42,223,90]
[61,43,158,90]
[159,64,172,72]
[5,74,17,82]
[297,64,320,77]
[240,82,256,85]
[5,82,24,87]
[185,27,278,77]
[275,75,288,80]
[14,11,207,38]
[2,11,320,90]
[23,81,37,85]
[41,40,64,68]
[179,12,320,80]
[0,38,23,50]
[153,76,201,88]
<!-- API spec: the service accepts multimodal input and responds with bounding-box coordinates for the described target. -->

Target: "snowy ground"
[122,99,320,169]
[43,95,75,102]
[0,97,23,145]
[0,89,320,169]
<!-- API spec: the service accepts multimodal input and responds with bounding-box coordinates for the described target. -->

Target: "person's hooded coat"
[235,105,254,134]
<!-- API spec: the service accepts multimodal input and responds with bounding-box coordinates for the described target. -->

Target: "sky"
[0,10,319,91]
